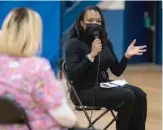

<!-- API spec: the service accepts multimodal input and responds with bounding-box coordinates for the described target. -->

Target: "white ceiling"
[98,0,125,10]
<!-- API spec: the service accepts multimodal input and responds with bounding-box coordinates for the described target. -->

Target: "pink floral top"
[0,55,66,130]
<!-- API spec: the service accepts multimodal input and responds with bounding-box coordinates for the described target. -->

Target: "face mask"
[84,23,103,38]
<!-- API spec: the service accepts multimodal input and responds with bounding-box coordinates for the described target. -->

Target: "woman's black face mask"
[83,23,103,39]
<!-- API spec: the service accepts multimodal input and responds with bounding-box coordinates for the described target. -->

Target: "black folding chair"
[62,62,118,130]
[0,96,32,130]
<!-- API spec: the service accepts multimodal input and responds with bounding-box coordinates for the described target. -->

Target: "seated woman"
[65,6,147,130]
[0,7,79,130]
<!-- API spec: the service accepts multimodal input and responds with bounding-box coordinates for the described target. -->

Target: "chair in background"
[62,62,118,130]
[0,96,32,130]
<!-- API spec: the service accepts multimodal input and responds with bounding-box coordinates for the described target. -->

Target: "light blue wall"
[0,1,61,74]
[103,10,124,61]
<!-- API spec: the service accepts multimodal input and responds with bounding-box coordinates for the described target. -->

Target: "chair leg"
[26,122,33,130]
[103,117,116,130]
[70,85,95,129]
[73,93,95,129]
[102,111,118,130]
[110,110,117,119]
[81,107,95,129]
[87,109,109,128]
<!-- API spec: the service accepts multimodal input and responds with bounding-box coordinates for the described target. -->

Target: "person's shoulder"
[25,57,51,71]
[30,57,50,66]
[67,38,83,47]
[66,38,83,52]
[68,38,82,44]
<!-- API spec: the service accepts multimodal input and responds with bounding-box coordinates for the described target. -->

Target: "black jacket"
[65,38,129,90]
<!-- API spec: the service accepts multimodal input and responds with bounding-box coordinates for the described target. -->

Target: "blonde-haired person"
[0,7,79,130]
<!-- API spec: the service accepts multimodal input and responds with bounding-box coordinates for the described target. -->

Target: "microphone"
[93,31,102,51]
[93,31,99,39]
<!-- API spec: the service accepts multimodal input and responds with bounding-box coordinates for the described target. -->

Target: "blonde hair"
[0,7,42,57]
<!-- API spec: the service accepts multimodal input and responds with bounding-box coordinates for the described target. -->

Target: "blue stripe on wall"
[155,1,162,64]
[124,1,148,63]
[63,1,100,33]
[0,1,61,74]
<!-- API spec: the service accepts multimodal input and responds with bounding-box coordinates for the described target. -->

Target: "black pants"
[75,84,147,130]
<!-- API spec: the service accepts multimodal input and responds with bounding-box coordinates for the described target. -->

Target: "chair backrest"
[62,62,68,79]
[62,62,83,105]
[62,62,73,89]
[0,96,32,130]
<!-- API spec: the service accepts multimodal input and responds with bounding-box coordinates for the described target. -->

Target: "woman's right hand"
[90,39,102,58]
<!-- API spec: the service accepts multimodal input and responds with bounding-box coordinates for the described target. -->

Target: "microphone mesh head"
[94,31,99,39]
